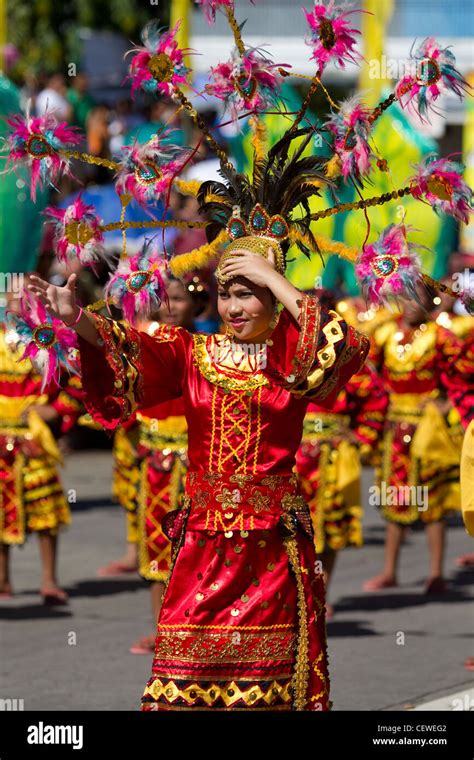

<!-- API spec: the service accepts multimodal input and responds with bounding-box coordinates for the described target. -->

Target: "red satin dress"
[78,295,369,711]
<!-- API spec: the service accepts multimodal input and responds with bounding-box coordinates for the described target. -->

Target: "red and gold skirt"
[379,395,461,525]
[138,453,187,582]
[296,414,363,554]
[141,471,329,711]
[0,451,70,544]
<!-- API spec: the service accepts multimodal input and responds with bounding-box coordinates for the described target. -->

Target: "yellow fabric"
[0,393,48,422]
[170,0,190,69]
[27,410,63,464]
[460,420,474,537]
[0,394,62,462]
[336,440,361,497]
[460,71,474,252]
[359,0,394,107]
[411,402,461,467]
[78,413,102,430]
[137,414,188,437]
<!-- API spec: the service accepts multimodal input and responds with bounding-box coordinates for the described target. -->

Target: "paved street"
[1,451,473,711]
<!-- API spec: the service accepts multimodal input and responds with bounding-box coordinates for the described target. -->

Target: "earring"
[265,304,279,346]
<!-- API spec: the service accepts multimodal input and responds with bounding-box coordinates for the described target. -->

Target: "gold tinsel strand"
[173,178,202,197]
[310,185,413,220]
[169,230,228,277]
[250,115,267,165]
[289,229,359,263]
[61,150,119,171]
[99,219,207,233]
[225,6,245,56]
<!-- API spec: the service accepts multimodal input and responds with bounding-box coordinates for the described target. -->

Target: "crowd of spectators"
[20,70,229,331]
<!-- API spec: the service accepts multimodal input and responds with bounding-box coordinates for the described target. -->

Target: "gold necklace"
[217,334,267,373]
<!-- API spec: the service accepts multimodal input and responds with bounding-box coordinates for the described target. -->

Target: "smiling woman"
[28,242,369,710]
[217,255,281,344]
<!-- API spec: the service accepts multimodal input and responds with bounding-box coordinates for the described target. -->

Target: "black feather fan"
[197,125,334,254]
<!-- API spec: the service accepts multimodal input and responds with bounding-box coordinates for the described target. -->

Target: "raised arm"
[28,275,190,430]
[28,273,102,346]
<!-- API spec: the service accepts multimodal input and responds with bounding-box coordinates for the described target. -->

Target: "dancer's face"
[217,277,275,343]
[157,279,196,329]
[403,284,435,327]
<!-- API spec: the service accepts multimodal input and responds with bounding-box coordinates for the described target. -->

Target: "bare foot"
[0,582,13,599]
[455,553,474,568]
[97,559,138,577]
[129,634,155,655]
[363,574,398,592]
[40,586,69,606]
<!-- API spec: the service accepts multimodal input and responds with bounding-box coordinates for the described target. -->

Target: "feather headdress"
[198,125,333,269]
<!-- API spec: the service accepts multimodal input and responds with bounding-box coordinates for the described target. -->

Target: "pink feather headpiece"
[104,240,167,325]
[304,0,363,72]
[10,292,79,391]
[46,197,106,267]
[410,155,473,225]
[127,21,192,98]
[206,47,290,122]
[115,132,189,209]
[2,107,82,200]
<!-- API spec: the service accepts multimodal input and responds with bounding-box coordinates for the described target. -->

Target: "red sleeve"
[50,374,83,434]
[266,294,370,406]
[78,315,190,430]
[439,328,474,428]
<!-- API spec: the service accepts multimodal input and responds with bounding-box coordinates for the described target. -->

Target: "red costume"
[296,364,388,554]
[111,400,188,581]
[0,325,81,545]
[135,399,188,581]
[371,318,474,524]
[78,295,368,711]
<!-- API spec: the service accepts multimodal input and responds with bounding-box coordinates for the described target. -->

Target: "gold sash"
[410,402,461,467]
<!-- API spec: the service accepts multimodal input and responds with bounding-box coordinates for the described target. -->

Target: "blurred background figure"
[35,72,71,121]
[67,71,95,132]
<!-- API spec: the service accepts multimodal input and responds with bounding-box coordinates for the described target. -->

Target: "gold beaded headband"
[216,204,288,285]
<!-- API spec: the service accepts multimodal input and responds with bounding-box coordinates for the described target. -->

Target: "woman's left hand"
[219,247,277,288]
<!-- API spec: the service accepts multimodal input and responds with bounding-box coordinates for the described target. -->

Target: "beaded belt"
[388,391,438,422]
[183,471,312,533]
[137,414,188,452]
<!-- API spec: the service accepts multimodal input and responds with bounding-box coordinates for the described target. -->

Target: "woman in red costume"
[0,290,81,604]
[363,285,474,594]
[28,234,369,710]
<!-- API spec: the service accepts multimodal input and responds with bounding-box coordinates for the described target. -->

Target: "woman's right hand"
[27,274,79,324]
